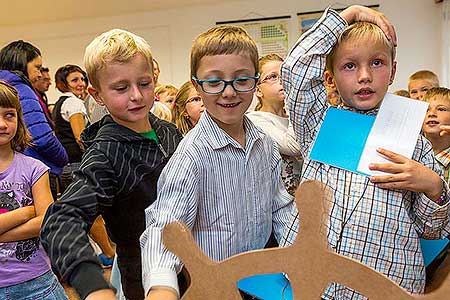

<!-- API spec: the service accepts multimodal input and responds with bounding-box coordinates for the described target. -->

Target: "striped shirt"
[140,111,296,295]
[281,8,450,300]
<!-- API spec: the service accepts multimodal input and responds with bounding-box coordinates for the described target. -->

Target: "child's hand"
[85,289,116,300]
[368,148,443,201]
[440,125,450,136]
[340,5,397,46]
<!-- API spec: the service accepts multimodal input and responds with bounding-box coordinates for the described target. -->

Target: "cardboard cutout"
[162,181,450,299]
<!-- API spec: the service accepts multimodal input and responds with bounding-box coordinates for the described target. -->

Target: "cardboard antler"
[162,180,450,299]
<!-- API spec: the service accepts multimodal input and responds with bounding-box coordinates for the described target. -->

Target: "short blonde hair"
[409,70,439,88]
[422,87,450,103]
[172,81,196,135]
[84,29,153,89]
[326,22,395,73]
[155,84,178,97]
[151,101,172,122]
[190,25,259,78]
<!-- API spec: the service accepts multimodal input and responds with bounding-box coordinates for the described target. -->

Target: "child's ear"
[389,61,397,85]
[88,86,105,106]
[255,86,263,99]
[324,70,336,89]
[191,78,202,94]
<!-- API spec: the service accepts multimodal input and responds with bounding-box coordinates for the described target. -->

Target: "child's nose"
[129,86,143,101]
[357,67,372,83]
[222,83,237,97]
[0,118,7,128]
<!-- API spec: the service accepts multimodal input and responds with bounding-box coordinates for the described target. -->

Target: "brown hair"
[393,90,409,98]
[190,25,259,78]
[408,70,439,88]
[172,81,197,135]
[255,53,284,111]
[326,21,396,74]
[0,81,31,151]
[55,64,86,93]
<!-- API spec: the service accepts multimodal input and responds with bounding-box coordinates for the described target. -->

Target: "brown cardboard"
[162,180,450,299]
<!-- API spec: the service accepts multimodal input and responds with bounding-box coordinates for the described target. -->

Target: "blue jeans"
[0,270,68,300]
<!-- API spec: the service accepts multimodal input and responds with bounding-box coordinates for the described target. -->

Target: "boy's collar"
[199,111,261,150]
[338,104,379,116]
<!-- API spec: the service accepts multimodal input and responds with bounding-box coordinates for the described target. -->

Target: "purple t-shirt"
[0,152,51,287]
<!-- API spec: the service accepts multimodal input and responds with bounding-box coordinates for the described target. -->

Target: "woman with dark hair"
[0,40,68,199]
[53,64,87,192]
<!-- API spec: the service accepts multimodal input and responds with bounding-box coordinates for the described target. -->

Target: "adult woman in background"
[0,40,68,199]
[53,64,87,193]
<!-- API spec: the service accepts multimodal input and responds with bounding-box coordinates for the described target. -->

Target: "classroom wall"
[0,0,443,103]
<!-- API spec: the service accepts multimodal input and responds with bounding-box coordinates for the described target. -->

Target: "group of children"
[0,4,449,300]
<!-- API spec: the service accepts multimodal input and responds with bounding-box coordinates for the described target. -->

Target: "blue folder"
[238,273,292,300]
[420,238,450,267]
[309,107,375,175]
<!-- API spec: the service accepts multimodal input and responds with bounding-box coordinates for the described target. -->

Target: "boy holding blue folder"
[282,5,450,300]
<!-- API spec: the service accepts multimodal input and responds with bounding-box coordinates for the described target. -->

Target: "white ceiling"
[0,0,222,27]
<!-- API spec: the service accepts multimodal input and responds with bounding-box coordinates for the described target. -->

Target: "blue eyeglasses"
[192,75,260,94]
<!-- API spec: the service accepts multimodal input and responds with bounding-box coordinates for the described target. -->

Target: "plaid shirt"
[435,146,450,185]
[281,8,450,300]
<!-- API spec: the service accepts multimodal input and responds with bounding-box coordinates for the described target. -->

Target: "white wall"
[0,0,443,103]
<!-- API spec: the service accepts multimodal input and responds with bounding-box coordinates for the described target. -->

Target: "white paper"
[357,93,429,176]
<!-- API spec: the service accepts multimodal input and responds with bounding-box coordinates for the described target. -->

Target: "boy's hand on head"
[146,287,178,300]
[440,125,450,136]
[368,148,443,201]
[340,5,397,46]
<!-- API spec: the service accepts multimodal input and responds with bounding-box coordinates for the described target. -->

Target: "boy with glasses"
[140,26,296,300]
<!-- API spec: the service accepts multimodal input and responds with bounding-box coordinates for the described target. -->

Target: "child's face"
[89,53,154,132]
[256,60,285,104]
[67,71,87,98]
[325,38,396,111]
[408,79,434,100]
[193,53,256,133]
[159,91,176,111]
[0,107,17,147]
[184,88,204,127]
[422,96,450,137]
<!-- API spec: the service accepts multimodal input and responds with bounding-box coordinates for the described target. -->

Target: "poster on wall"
[297,5,379,34]
[217,16,290,58]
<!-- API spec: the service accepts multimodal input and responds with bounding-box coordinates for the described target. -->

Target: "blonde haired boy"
[155,84,178,111]
[282,5,450,300]
[408,70,440,100]
[41,29,182,300]
[423,87,450,182]
[140,25,295,300]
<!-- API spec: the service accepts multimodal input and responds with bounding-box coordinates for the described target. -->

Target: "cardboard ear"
[88,86,105,106]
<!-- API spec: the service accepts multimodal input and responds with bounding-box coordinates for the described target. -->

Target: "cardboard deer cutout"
[162,181,450,299]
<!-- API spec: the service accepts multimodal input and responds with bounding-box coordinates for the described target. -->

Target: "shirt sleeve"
[281,8,347,158]
[267,139,297,244]
[140,152,199,296]
[408,136,450,239]
[40,147,117,299]
[61,95,87,122]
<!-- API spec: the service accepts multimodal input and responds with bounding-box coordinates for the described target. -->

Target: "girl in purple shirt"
[0,81,67,299]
